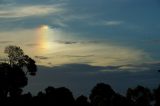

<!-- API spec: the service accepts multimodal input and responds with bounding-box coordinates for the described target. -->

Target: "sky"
[0,0,160,96]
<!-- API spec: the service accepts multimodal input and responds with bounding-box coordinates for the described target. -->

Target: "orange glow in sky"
[36,25,51,53]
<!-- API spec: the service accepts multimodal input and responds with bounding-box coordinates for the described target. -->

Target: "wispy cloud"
[119,61,160,71]
[54,40,77,44]
[54,40,104,45]
[35,56,49,60]
[48,62,160,73]
[0,27,151,67]
[63,55,95,58]
[46,42,150,66]
[50,13,92,28]
[0,4,64,18]
[43,62,160,73]
[103,21,124,26]
[90,20,124,27]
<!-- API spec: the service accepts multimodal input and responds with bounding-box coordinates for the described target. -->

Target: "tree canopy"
[0,45,37,99]
[4,45,37,75]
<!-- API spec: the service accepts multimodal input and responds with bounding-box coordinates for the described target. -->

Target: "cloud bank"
[25,63,160,96]
[0,4,64,18]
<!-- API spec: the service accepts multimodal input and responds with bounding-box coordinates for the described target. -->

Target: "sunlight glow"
[42,25,49,30]
[36,25,53,53]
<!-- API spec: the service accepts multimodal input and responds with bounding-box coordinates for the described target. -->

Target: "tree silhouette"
[89,83,135,106]
[89,83,115,106]
[31,86,75,105]
[0,45,37,101]
[126,85,152,106]
[75,95,91,106]
[4,45,37,75]
[154,85,160,106]
[54,87,75,106]
[4,45,24,66]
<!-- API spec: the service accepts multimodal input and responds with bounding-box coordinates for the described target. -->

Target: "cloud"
[119,61,160,72]
[63,55,95,58]
[0,28,36,41]
[35,40,151,67]
[0,26,151,67]
[47,62,160,73]
[60,14,91,21]
[49,13,92,28]
[54,40,77,44]
[35,56,49,60]
[25,63,160,96]
[0,4,64,18]
[103,21,124,26]
[51,64,107,72]
[54,40,105,45]
[0,40,13,44]
[0,27,151,67]
[81,40,103,44]
[41,62,160,73]
[90,20,124,27]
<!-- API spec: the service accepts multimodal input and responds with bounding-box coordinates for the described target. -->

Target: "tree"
[154,86,160,106]
[4,45,24,66]
[55,87,75,106]
[126,85,152,106]
[75,95,91,106]
[0,45,37,101]
[89,83,115,106]
[4,45,37,75]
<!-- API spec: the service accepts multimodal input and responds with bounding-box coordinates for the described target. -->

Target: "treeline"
[0,83,159,106]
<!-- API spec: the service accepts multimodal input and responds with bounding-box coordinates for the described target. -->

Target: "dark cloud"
[48,62,52,65]
[122,62,160,71]
[81,40,102,44]
[39,63,123,73]
[36,61,160,73]
[35,56,49,60]
[25,63,160,97]
[54,40,104,45]
[55,40,77,44]
[51,64,108,72]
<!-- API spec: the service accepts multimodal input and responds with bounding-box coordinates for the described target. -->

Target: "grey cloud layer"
[25,63,160,96]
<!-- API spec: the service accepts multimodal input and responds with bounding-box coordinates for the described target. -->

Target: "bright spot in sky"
[41,25,49,30]
[36,25,53,53]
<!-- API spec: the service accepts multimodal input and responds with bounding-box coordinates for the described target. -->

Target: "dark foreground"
[0,83,159,106]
